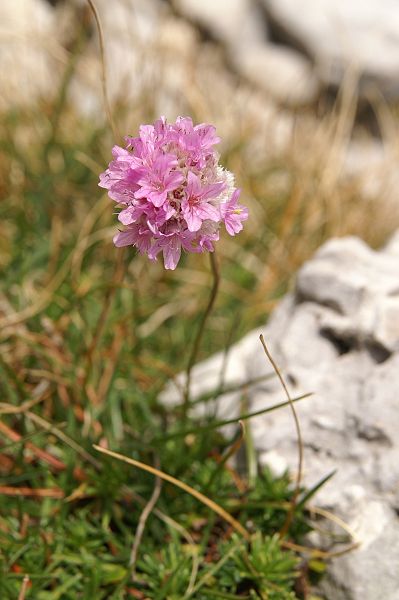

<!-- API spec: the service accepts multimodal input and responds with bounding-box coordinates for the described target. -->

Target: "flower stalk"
[183,250,220,415]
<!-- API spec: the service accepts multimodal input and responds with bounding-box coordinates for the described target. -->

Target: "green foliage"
[134,533,300,600]
[137,540,194,598]
[214,534,299,599]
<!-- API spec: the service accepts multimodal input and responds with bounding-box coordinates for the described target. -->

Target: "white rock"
[261,450,288,478]
[350,501,389,547]
[296,237,399,352]
[161,230,399,599]
[323,503,399,600]
[385,230,399,256]
[174,0,266,47]
[262,0,399,98]
[0,0,60,110]
[175,0,318,106]
[231,44,319,106]
[343,139,399,207]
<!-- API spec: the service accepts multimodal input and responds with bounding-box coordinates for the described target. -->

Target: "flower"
[220,189,249,236]
[99,116,248,270]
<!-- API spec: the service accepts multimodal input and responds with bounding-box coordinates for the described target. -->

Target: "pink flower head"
[99,116,248,269]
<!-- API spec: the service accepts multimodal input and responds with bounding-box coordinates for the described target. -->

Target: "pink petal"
[148,189,168,207]
[186,171,201,196]
[200,181,226,201]
[197,203,220,222]
[164,170,184,190]
[113,229,137,247]
[118,208,135,225]
[163,239,182,270]
[225,219,242,236]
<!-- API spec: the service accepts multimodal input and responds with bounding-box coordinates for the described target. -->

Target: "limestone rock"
[0,0,59,110]
[296,236,399,353]
[161,231,399,599]
[322,502,399,600]
[173,0,267,47]
[174,0,319,106]
[343,139,399,207]
[262,0,399,99]
[231,44,319,106]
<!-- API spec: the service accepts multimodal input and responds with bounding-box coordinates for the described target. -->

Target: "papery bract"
[99,116,248,269]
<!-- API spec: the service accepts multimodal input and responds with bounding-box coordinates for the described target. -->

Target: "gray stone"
[296,237,399,353]
[322,502,399,600]
[231,44,319,106]
[173,0,267,47]
[0,0,59,110]
[161,230,399,599]
[262,0,399,99]
[343,139,399,207]
[174,0,319,106]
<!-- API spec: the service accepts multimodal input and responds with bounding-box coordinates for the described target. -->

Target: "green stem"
[183,251,220,416]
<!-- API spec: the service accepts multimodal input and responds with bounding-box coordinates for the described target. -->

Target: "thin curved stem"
[93,444,249,540]
[183,251,220,416]
[86,0,119,140]
[129,458,162,579]
[259,335,304,539]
